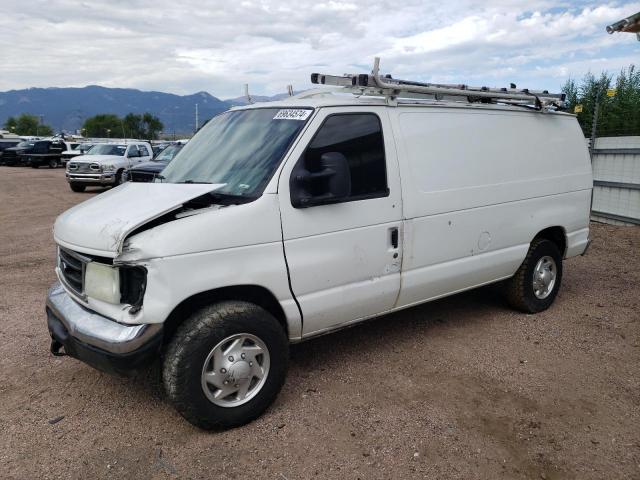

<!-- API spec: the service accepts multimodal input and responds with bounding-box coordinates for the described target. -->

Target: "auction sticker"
[273,109,312,121]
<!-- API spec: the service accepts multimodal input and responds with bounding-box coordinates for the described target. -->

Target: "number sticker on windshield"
[273,109,312,121]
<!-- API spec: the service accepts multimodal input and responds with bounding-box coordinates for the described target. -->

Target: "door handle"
[390,227,398,249]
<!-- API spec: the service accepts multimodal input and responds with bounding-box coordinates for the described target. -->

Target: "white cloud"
[0,0,638,97]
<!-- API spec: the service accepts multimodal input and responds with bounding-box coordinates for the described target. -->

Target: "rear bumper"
[46,282,162,375]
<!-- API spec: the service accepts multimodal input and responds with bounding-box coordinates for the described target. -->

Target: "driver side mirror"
[290,152,351,208]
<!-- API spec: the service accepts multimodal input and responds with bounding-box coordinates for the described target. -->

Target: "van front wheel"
[504,238,563,313]
[162,301,289,430]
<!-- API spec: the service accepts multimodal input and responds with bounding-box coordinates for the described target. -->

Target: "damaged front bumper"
[46,282,162,375]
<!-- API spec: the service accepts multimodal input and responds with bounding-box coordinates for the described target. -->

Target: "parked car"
[0,138,21,163]
[0,140,36,166]
[22,140,76,168]
[124,142,186,182]
[61,143,93,166]
[65,142,153,192]
[152,143,171,156]
[46,78,592,430]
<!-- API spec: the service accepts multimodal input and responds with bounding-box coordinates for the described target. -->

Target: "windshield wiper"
[207,191,257,205]
[180,179,213,184]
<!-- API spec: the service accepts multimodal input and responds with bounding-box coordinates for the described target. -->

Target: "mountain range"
[0,86,290,135]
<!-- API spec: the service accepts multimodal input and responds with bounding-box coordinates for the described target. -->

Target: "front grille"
[68,162,100,173]
[129,170,155,182]
[58,248,87,296]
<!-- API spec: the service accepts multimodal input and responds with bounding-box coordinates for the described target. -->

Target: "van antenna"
[244,84,253,104]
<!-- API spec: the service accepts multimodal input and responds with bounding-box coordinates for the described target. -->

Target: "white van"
[46,68,592,429]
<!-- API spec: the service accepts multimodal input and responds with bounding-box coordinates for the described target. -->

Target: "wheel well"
[162,285,288,344]
[533,226,567,256]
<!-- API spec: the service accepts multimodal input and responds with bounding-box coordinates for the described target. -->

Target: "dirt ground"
[0,166,638,480]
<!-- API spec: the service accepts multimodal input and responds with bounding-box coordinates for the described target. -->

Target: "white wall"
[591,136,640,226]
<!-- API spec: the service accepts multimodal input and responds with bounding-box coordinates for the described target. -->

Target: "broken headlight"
[84,262,146,310]
[119,266,147,313]
[85,262,120,304]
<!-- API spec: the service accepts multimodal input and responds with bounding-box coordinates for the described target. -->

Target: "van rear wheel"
[504,238,563,313]
[162,301,289,430]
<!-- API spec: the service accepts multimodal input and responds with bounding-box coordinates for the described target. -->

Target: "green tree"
[81,112,164,139]
[142,112,163,140]
[562,65,639,137]
[82,114,122,138]
[3,114,53,136]
[4,116,18,132]
[123,113,144,138]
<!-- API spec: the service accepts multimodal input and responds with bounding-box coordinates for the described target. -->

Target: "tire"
[163,301,289,430]
[69,184,86,192]
[48,158,59,168]
[114,169,124,186]
[504,238,563,313]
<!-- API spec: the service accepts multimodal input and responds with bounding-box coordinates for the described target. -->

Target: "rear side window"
[33,142,48,153]
[302,113,388,200]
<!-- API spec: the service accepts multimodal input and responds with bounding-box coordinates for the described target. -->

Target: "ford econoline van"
[46,70,592,429]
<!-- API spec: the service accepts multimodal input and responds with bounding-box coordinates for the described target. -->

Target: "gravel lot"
[0,167,638,479]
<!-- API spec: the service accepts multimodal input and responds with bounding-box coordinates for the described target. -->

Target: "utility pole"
[195,103,199,132]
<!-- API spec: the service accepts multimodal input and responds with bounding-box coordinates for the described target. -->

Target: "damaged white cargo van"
[46,62,592,429]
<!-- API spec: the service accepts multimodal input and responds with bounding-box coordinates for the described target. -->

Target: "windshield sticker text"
[273,109,312,121]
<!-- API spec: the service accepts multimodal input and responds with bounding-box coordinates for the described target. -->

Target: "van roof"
[233,88,574,117]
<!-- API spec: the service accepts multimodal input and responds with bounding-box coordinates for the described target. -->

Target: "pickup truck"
[61,143,93,166]
[0,138,22,163]
[22,140,78,168]
[65,142,153,192]
[1,140,37,166]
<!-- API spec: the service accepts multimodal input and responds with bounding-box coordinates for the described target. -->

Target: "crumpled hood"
[54,182,224,256]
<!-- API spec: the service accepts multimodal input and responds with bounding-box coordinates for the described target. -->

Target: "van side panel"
[398,190,590,307]
[392,108,592,308]
[395,109,592,218]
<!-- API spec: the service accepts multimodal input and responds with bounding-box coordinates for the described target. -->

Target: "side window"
[128,145,139,157]
[140,145,150,156]
[302,113,388,201]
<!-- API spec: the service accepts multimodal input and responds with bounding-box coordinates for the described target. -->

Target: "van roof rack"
[310,57,566,112]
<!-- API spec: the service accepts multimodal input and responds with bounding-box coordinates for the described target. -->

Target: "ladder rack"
[311,58,566,111]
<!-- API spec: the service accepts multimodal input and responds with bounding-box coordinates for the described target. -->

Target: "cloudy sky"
[0,0,638,99]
